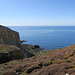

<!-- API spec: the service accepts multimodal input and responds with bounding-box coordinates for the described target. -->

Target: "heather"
[0,44,75,75]
[0,25,75,75]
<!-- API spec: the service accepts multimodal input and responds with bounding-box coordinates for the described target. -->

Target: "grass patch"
[0,73,2,75]
[0,45,19,53]
[4,68,10,72]
[0,49,8,53]
[0,68,1,70]
[11,60,21,64]
[0,63,6,66]
[12,46,19,49]
[41,51,47,55]
[72,63,75,68]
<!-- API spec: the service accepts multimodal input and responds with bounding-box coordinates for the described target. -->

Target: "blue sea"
[8,26,75,50]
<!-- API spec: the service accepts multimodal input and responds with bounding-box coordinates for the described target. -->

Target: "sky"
[0,0,75,26]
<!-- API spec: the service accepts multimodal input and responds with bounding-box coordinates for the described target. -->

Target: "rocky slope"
[0,25,75,75]
[22,44,42,56]
[0,44,24,64]
[0,44,75,75]
[0,25,40,58]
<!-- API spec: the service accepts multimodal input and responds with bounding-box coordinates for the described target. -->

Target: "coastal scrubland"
[0,44,75,75]
[0,25,75,75]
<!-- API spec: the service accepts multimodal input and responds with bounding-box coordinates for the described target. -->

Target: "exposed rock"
[20,40,27,43]
[22,44,41,56]
[0,44,24,64]
[0,25,21,47]
[0,25,35,58]
[34,45,40,49]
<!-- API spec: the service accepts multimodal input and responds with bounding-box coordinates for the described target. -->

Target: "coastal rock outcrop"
[0,25,21,47]
[0,44,24,64]
[22,44,41,56]
[0,25,36,58]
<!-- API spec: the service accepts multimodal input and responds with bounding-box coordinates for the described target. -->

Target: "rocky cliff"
[0,25,21,47]
[0,25,36,58]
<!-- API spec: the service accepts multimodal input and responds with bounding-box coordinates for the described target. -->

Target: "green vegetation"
[0,49,8,53]
[0,73,2,75]
[0,68,1,70]
[0,63,6,66]
[4,68,10,72]
[0,44,20,53]
[11,60,21,64]
[41,51,47,55]
[12,46,19,49]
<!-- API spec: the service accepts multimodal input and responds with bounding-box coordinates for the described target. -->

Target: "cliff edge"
[0,25,21,46]
[0,25,35,58]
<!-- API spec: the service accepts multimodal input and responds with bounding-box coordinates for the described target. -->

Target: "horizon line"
[6,25,75,26]
[1,24,75,26]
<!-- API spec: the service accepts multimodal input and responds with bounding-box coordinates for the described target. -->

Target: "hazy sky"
[0,0,75,26]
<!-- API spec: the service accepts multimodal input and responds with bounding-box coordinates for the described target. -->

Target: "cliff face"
[0,25,21,47]
[0,25,36,58]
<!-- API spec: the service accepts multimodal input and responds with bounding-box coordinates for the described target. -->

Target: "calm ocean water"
[8,26,75,50]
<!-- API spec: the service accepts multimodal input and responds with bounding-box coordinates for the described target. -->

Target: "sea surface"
[8,26,75,50]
